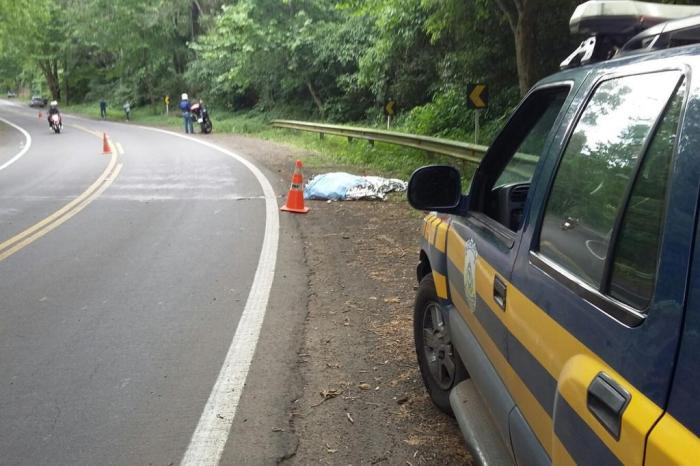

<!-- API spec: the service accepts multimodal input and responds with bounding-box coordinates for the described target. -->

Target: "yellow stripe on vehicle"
[474,258,664,465]
[434,221,448,253]
[553,435,577,466]
[557,354,661,465]
[450,283,555,456]
[645,413,700,466]
[447,228,465,272]
[432,271,448,299]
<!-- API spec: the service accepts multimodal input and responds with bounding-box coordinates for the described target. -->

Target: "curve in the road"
[137,127,280,466]
[0,126,122,261]
[0,116,32,171]
[0,108,280,464]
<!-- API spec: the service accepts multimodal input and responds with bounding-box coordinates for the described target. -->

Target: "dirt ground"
[211,133,471,465]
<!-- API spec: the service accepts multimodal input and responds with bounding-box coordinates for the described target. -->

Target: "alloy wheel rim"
[422,302,456,390]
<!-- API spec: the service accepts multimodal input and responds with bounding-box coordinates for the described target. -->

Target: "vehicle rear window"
[608,80,685,308]
[538,71,683,307]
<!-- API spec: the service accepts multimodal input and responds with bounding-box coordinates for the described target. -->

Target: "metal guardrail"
[271,119,489,164]
[271,119,540,177]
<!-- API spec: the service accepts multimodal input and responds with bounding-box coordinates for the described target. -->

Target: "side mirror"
[407,165,463,212]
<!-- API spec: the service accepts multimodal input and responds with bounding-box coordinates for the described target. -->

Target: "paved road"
[0,102,301,465]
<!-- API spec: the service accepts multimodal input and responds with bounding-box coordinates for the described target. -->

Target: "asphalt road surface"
[0,101,303,465]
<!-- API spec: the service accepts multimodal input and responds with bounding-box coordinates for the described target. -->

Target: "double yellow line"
[0,126,123,262]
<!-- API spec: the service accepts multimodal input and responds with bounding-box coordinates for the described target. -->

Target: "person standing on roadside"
[123,101,131,121]
[99,98,107,119]
[179,93,193,134]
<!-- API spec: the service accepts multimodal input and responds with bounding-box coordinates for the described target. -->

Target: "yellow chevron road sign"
[384,99,396,116]
[467,84,488,109]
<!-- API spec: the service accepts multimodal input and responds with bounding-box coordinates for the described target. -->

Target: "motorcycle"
[49,114,62,134]
[190,102,212,134]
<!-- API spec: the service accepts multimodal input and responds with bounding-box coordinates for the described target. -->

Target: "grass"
[63,102,479,181]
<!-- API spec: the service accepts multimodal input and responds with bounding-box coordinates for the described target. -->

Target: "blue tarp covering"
[304,172,407,201]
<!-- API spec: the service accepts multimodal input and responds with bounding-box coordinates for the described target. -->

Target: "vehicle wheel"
[414,274,468,415]
[203,121,212,134]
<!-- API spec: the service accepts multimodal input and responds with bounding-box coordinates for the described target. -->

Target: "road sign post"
[474,111,480,145]
[467,83,488,144]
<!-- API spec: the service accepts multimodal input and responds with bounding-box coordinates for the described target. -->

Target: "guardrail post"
[367,139,374,147]
[319,132,324,140]
[347,136,353,143]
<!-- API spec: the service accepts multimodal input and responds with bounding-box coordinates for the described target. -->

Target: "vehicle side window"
[609,81,685,308]
[538,71,683,307]
[494,92,568,189]
[475,86,569,231]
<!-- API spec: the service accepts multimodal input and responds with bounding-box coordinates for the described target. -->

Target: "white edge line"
[135,125,280,466]
[0,116,32,171]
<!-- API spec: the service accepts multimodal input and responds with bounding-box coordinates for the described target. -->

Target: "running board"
[449,380,515,466]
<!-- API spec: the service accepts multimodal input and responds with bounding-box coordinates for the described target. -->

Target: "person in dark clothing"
[47,100,62,128]
[99,99,107,119]
[179,93,193,134]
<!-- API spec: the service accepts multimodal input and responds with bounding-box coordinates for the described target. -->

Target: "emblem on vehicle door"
[464,238,478,312]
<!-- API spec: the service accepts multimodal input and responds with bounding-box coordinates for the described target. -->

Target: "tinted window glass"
[494,91,568,188]
[609,80,685,308]
[480,87,569,231]
[539,71,681,288]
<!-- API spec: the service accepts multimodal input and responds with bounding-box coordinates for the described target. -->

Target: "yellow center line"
[0,125,123,261]
[71,124,103,138]
[0,163,123,262]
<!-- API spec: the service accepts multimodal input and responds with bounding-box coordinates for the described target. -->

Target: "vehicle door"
[646,99,700,463]
[445,82,574,447]
[510,64,693,465]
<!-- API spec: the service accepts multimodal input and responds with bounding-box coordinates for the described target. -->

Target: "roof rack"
[561,1,700,69]
[620,14,700,55]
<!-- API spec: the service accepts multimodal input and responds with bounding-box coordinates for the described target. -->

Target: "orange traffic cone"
[102,133,112,155]
[281,160,310,214]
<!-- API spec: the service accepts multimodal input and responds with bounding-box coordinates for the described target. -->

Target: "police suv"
[408,1,700,465]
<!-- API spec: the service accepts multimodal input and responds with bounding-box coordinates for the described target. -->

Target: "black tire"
[202,120,212,134]
[414,274,468,415]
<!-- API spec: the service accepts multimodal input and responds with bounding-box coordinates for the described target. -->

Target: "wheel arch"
[419,214,451,301]
[417,250,432,283]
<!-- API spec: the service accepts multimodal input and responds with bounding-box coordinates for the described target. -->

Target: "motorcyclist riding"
[47,101,62,128]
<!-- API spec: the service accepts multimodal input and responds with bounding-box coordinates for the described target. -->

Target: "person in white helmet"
[179,92,193,134]
[47,100,62,128]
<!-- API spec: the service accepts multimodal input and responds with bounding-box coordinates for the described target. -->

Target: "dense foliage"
[0,0,697,139]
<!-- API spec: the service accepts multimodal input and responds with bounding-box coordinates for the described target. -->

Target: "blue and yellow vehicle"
[408,2,700,465]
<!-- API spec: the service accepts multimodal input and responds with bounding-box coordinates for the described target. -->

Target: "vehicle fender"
[419,213,451,300]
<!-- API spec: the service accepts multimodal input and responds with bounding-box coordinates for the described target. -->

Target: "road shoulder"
[191,133,470,464]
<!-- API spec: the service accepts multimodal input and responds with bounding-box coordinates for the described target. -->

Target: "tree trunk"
[63,55,69,105]
[306,80,324,118]
[514,4,538,95]
[38,59,61,101]
[494,0,539,95]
